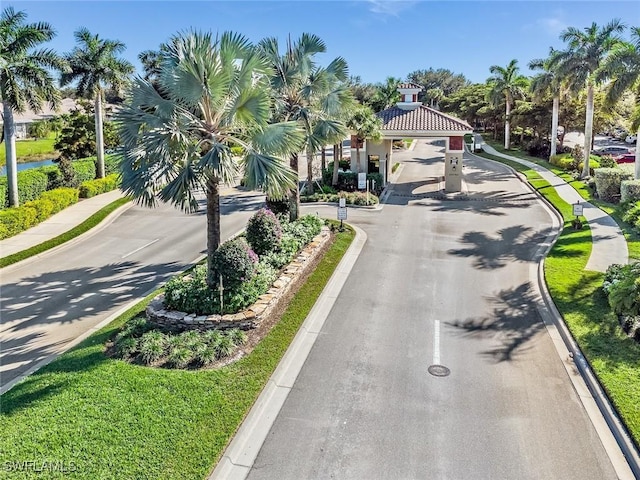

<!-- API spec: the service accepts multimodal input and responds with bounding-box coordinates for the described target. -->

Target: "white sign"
[337,206,347,220]
[358,172,367,189]
[339,198,346,208]
[573,203,583,217]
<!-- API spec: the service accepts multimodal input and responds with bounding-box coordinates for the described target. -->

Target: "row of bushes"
[301,191,379,206]
[0,154,121,208]
[79,174,119,198]
[321,167,384,195]
[0,188,79,240]
[164,211,324,315]
[549,153,603,175]
[592,168,638,203]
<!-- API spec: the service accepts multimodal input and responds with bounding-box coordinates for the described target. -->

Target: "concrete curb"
[208,225,367,480]
[466,147,639,478]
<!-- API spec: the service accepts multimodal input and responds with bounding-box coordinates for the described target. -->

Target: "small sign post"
[572,201,583,229]
[337,205,347,229]
[358,172,366,190]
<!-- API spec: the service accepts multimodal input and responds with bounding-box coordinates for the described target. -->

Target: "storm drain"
[428,365,451,377]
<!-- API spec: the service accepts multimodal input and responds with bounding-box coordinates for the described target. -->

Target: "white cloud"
[536,15,568,36]
[367,0,418,17]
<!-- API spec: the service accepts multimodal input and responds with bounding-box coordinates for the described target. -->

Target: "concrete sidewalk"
[477,136,628,272]
[0,189,130,259]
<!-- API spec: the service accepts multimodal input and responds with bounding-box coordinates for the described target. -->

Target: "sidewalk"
[476,136,628,272]
[0,189,129,259]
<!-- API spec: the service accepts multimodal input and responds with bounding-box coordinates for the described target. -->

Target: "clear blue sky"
[7,1,640,85]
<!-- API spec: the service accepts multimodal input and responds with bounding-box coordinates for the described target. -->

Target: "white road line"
[121,238,160,259]
[433,319,441,365]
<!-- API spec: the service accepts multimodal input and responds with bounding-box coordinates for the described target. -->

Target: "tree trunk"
[582,84,594,178]
[94,92,105,179]
[306,148,314,195]
[321,147,326,173]
[550,97,559,158]
[3,104,19,207]
[635,126,640,180]
[504,99,511,150]
[206,178,221,288]
[356,142,361,172]
[289,152,300,221]
[332,144,340,186]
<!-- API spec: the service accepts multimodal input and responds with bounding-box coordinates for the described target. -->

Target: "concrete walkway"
[0,189,130,259]
[476,136,628,272]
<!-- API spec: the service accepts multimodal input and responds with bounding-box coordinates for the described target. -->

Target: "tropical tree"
[61,27,134,179]
[345,104,382,172]
[552,20,626,177]
[370,76,401,112]
[425,87,444,109]
[0,7,65,206]
[407,68,469,97]
[116,31,303,288]
[258,33,350,211]
[487,59,529,149]
[599,26,640,179]
[529,49,564,158]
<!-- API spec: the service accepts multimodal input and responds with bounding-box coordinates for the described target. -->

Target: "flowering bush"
[212,237,258,289]
[246,208,282,255]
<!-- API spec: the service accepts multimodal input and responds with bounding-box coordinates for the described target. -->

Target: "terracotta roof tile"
[376,105,472,133]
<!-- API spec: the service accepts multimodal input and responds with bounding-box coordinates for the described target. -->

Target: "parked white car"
[626,135,637,144]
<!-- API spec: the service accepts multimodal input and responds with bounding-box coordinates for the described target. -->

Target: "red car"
[614,153,636,163]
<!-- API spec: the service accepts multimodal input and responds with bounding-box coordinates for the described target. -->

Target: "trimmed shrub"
[598,155,618,168]
[594,168,634,202]
[79,174,119,198]
[525,139,550,159]
[104,154,122,175]
[264,197,290,218]
[621,180,640,203]
[72,159,97,183]
[622,201,640,226]
[246,208,282,255]
[164,265,217,315]
[211,237,258,289]
[605,263,640,315]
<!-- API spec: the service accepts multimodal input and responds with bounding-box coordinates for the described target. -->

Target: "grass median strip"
[0,224,355,480]
[0,197,131,268]
[476,147,640,449]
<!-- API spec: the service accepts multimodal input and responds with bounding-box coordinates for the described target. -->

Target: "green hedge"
[594,168,634,202]
[0,169,49,207]
[0,187,79,240]
[621,180,640,203]
[79,174,119,198]
[549,154,601,175]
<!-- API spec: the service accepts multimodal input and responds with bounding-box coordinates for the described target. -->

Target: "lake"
[0,159,55,176]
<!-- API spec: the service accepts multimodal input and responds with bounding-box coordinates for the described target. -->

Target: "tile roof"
[376,105,472,134]
[398,82,423,90]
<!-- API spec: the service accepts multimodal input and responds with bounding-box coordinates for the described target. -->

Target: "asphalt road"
[249,141,617,479]
[0,187,265,390]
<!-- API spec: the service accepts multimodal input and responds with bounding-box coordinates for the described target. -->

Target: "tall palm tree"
[0,7,65,207]
[487,59,529,149]
[116,31,303,288]
[258,33,350,213]
[371,76,401,112]
[61,28,134,178]
[426,87,444,109]
[599,26,640,179]
[345,104,382,172]
[529,48,564,158]
[553,20,626,178]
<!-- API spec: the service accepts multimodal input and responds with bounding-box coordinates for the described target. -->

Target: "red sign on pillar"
[449,136,463,151]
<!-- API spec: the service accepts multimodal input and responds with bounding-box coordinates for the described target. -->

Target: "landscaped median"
[0,221,355,479]
[474,143,640,452]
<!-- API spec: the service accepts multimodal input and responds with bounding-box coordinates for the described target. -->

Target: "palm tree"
[529,49,564,158]
[61,28,134,179]
[258,33,350,213]
[370,76,401,112]
[553,20,626,178]
[426,87,444,109]
[116,31,303,288]
[487,59,529,149]
[0,7,65,206]
[345,104,382,173]
[599,26,640,179]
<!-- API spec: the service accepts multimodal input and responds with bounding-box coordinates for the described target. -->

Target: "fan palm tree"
[371,76,401,112]
[116,31,303,288]
[258,33,350,213]
[552,20,626,177]
[529,49,564,158]
[61,28,134,178]
[487,59,529,150]
[0,7,65,206]
[345,104,382,173]
[599,26,640,179]
[426,87,444,109]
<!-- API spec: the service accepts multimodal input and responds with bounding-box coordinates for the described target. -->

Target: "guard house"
[351,83,472,192]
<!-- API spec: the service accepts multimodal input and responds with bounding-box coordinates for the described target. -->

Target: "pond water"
[0,159,55,176]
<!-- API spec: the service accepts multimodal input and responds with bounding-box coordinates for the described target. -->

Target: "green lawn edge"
[475,144,640,449]
[0,197,131,269]
[0,224,355,480]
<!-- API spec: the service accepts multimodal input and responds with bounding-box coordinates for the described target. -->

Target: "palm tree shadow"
[447,282,545,362]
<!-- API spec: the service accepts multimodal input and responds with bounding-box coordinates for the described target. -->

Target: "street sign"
[339,198,346,208]
[358,172,366,189]
[337,206,347,220]
[573,202,583,217]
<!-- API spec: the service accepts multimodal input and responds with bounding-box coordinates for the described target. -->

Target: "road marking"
[433,319,441,365]
[122,239,160,259]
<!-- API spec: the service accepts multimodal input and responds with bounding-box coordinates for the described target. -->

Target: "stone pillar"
[444,136,464,192]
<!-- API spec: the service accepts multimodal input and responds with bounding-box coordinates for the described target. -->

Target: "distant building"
[1,98,79,139]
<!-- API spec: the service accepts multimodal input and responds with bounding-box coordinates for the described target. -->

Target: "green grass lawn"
[476,145,640,450]
[0,134,58,166]
[0,224,355,480]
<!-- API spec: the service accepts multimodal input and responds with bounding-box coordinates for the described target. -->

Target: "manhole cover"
[428,365,451,377]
